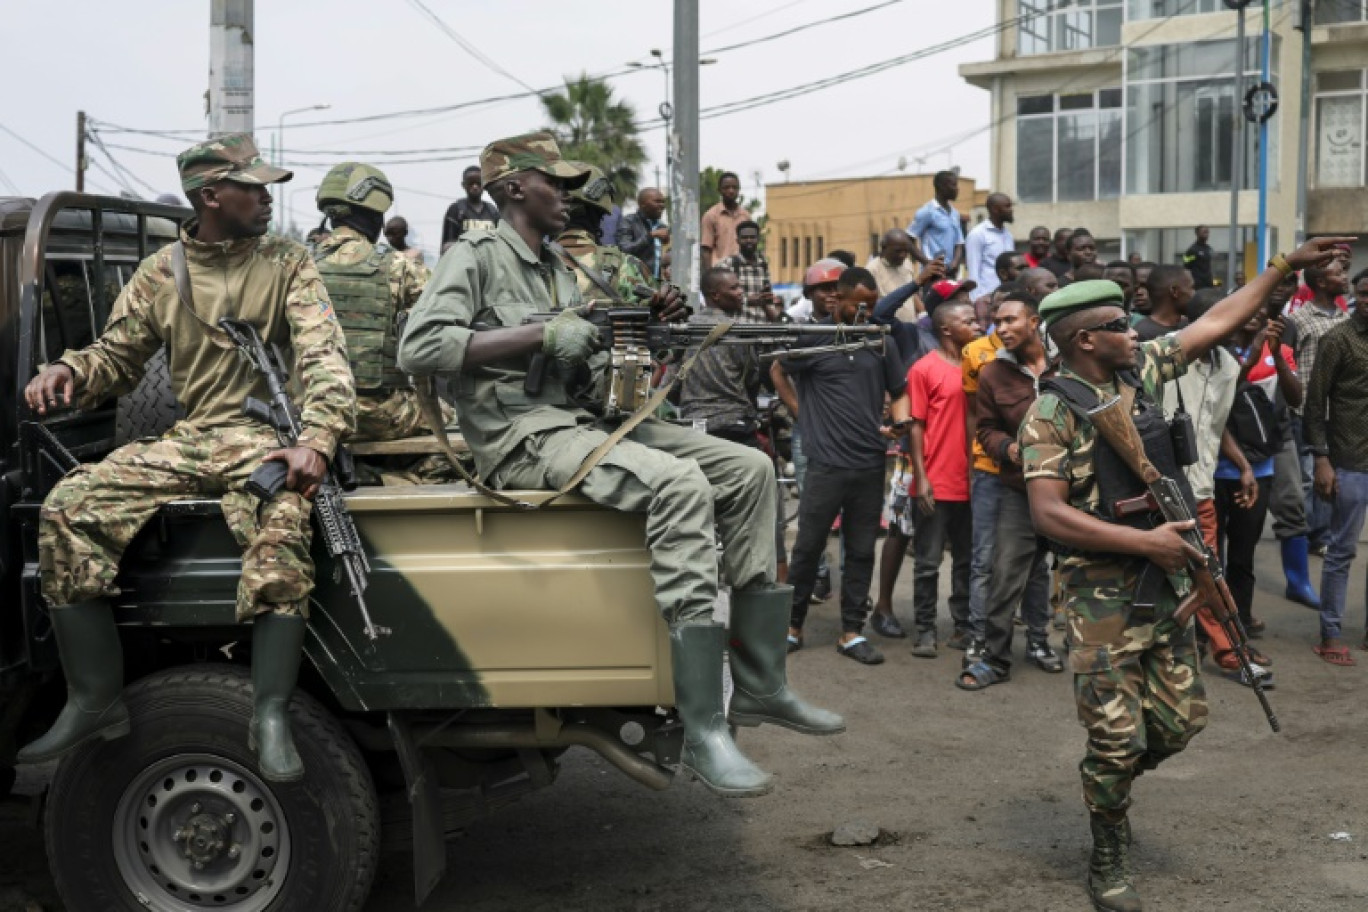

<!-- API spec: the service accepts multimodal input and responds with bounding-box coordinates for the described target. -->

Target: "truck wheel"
[44,665,379,912]
[115,347,183,444]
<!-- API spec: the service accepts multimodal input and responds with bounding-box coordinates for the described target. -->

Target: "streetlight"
[273,103,329,231]
[626,53,714,205]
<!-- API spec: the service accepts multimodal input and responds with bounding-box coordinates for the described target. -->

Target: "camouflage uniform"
[312,224,454,485]
[554,228,654,304]
[42,219,354,621]
[1019,333,1209,820]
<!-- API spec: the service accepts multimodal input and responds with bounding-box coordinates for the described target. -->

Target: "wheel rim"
[111,753,292,911]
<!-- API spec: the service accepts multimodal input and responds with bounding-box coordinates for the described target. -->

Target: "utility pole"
[1226,0,1250,291]
[207,0,255,137]
[1294,0,1312,246]
[672,0,701,301]
[75,110,86,192]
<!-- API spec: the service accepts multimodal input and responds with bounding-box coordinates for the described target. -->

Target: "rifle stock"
[1081,386,1280,733]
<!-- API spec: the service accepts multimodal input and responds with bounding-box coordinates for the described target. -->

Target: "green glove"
[542,305,599,367]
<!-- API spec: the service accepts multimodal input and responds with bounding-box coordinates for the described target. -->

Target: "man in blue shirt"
[908,170,965,276]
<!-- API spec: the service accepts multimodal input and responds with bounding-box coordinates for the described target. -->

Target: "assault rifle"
[218,318,390,642]
[518,298,888,418]
[1088,388,1279,733]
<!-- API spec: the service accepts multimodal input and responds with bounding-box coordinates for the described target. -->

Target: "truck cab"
[1,193,684,911]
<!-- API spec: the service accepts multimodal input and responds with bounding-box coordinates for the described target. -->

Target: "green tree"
[542,73,647,202]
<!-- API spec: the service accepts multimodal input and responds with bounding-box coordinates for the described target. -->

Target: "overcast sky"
[0,0,996,257]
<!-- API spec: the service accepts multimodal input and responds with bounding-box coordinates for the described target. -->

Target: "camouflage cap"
[1038,279,1126,328]
[480,131,590,189]
[177,133,293,192]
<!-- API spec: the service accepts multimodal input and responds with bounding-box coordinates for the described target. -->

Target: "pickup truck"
[0,193,687,911]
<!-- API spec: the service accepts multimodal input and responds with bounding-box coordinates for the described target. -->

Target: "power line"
[405,0,544,96]
[0,163,20,194]
[704,0,904,56]
[0,123,73,172]
[87,131,161,196]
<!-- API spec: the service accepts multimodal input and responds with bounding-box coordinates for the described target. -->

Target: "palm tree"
[541,74,647,203]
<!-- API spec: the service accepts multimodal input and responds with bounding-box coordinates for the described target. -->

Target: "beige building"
[764,174,988,286]
[960,1,1368,277]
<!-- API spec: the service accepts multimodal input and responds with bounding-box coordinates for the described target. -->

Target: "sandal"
[837,636,884,665]
[1216,648,1272,670]
[1314,643,1356,666]
[956,659,1010,691]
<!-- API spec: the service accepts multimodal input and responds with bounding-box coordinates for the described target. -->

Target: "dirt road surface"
[3,538,1366,911]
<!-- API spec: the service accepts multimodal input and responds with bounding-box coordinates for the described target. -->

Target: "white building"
[960,1,1368,277]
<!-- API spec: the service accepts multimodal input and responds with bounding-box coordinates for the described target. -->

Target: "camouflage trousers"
[491,417,777,626]
[1066,585,1209,820]
[354,389,459,486]
[39,422,313,621]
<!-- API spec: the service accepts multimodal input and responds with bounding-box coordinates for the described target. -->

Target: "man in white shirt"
[964,193,1015,296]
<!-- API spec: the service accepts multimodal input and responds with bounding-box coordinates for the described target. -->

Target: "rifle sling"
[413,319,735,511]
[170,241,234,350]
[544,237,628,305]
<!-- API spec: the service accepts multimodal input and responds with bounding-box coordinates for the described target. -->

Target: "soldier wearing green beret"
[20,133,356,783]
[312,162,456,485]
[398,132,844,798]
[1018,239,1351,911]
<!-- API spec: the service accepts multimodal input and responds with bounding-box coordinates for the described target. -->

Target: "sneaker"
[1026,640,1064,674]
[946,630,973,651]
[911,630,938,658]
[1221,662,1275,689]
[812,572,832,603]
[963,638,986,666]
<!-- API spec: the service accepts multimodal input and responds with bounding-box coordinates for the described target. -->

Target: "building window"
[778,234,788,269]
[791,238,800,269]
[804,237,812,266]
[1016,88,1122,203]
[816,236,825,259]
[1316,1,1368,24]
[1128,0,1224,19]
[1126,38,1275,195]
[1018,1,1122,56]
[1314,70,1366,189]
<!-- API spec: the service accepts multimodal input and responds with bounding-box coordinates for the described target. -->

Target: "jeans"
[1295,417,1332,547]
[1319,468,1368,641]
[791,427,832,579]
[967,470,1007,640]
[789,461,884,634]
[1270,436,1309,540]
[983,487,1052,670]
[912,500,972,636]
[1214,476,1272,626]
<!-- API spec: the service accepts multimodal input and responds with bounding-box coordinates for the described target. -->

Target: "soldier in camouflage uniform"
[21,134,356,784]
[553,163,654,303]
[313,162,456,485]
[1020,238,1346,911]
[399,132,843,799]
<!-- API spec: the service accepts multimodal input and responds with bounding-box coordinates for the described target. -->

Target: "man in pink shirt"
[908,300,982,657]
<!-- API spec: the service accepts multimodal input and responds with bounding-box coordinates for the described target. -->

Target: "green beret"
[1038,279,1126,328]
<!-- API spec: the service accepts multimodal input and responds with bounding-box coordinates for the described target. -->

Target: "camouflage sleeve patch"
[1020,393,1074,482]
[58,252,166,409]
[285,250,355,457]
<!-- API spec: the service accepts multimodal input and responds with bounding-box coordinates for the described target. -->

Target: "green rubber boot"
[248,613,306,783]
[1088,814,1142,912]
[16,600,129,764]
[671,624,773,797]
[728,586,845,735]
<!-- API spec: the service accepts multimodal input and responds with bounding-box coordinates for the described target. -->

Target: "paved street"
[4,538,1367,911]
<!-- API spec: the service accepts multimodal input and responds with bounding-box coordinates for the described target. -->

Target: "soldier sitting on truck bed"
[20,133,355,784]
[312,161,457,485]
[398,132,845,798]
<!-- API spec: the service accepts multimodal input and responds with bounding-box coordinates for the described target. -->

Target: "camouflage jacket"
[1019,334,1189,601]
[57,223,355,458]
[553,229,653,304]
[314,225,431,311]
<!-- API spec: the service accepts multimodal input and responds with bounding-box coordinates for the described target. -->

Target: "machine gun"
[218,318,390,642]
[1088,389,1279,733]
[519,299,889,419]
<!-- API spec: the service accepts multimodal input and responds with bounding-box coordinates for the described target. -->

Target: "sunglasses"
[1073,316,1131,337]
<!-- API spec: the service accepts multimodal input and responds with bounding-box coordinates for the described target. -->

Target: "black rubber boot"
[1088,814,1142,912]
[16,600,129,764]
[671,624,773,797]
[249,612,306,783]
[728,585,845,735]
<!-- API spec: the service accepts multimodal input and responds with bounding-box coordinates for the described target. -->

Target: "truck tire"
[116,347,183,445]
[44,665,379,912]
